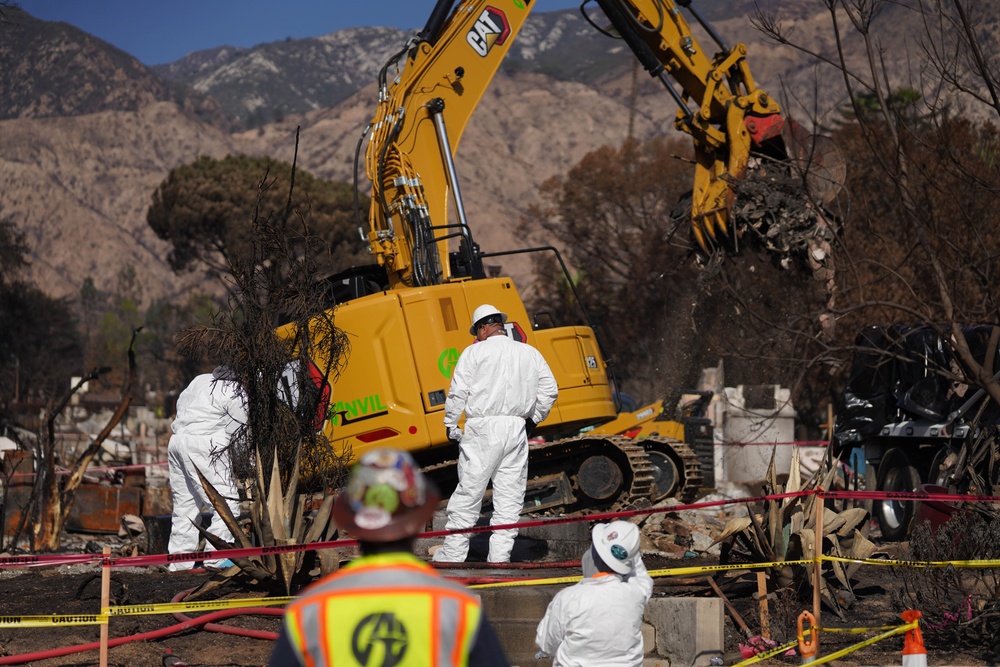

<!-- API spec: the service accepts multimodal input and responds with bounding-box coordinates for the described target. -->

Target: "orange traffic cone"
[901,610,927,667]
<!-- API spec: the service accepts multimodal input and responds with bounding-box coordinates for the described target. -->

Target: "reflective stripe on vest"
[285,552,482,667]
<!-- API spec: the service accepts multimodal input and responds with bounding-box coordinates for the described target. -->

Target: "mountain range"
[0,2,937,305]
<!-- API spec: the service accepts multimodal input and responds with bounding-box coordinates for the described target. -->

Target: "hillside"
[0,103,237,300]
[0,8,225,126]
[0,1,972,306]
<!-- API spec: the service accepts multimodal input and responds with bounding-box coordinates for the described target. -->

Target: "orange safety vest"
[284,552,483,667]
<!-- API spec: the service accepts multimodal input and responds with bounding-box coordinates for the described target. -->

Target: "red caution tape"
[4,486,995,571]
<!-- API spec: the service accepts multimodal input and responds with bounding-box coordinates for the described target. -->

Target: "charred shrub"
[893,511,1000,661]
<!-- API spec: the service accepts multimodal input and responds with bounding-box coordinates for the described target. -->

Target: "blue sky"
[20,0,581,65]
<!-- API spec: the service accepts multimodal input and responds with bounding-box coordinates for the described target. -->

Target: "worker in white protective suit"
[166,367,246,571]
[432,303,558,563]
[535,520,653,666]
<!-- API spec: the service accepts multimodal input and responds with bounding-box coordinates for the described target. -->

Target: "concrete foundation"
[420,510,590,562]
[419,514,725,666]
[478,585,723,666]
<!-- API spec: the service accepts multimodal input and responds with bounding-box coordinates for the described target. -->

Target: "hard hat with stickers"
[333,449,440,542]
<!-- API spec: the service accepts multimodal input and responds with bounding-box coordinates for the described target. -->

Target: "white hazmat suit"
[433,327,558,563]
[535,536,653,666]
[166,370,246,570]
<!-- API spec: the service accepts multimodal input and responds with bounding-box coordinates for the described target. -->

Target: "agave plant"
[714,448,883,617]
[188,445,343,598]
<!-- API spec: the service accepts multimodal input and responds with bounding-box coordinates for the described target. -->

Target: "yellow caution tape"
[732,621,916,667]
[730,639,798,666]
[646,560,813,578]
[469,559,813,589]
[104,596,293,616]
[0,613,107,627]
[823,555,1000,568]
[470,574,583,589]
[799,621,916,667]
[819,624,900,633]
[0,597,293,627]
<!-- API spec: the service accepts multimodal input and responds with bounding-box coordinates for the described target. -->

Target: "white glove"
[447,426,463,442]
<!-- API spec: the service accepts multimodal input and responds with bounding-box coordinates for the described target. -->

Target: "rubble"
[638,484,757,559]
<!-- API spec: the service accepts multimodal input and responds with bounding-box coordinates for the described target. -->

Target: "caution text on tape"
[0,614,107,627]
[104,596,293,616]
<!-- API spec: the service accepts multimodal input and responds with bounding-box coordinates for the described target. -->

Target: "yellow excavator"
[283,0,834,512]
[586,391,715,503]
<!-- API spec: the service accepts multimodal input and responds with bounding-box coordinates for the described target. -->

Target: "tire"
[873,448,921,541]
[927,446,953,487]
[646,449,680,502]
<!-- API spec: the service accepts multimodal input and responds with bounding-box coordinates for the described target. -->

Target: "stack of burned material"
[713,449,884,618]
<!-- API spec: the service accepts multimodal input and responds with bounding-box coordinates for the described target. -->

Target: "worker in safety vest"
[268,448,512,667]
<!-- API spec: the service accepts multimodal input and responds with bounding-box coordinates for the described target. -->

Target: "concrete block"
[428,510,583,562]
[643,659,671,667]
[645,597,723,667]
[479,586,562,667]
[492,619,545,657]
[642,622,656,655]
[478,586,562,621]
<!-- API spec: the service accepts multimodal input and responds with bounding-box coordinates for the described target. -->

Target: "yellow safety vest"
[284,552,483,667]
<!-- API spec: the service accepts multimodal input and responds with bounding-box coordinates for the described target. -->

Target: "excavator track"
[419,435,697,516]
[531,435,656,513]
[641,437,705,505]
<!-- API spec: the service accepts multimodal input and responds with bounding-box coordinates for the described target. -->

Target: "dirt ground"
[0,538,993,667]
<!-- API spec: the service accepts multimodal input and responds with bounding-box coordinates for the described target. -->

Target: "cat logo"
[467,7,510,57]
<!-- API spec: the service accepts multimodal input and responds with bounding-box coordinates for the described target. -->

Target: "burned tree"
[171,136,353,593]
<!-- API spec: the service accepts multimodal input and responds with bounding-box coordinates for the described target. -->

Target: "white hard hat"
[469,303,507,335]
[592,520,640,574]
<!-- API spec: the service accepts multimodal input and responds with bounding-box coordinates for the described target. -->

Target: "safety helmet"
[469,303,508,335]
[592,520,641,574]
[333,449,439,542]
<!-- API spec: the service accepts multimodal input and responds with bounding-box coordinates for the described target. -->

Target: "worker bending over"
[166,367,245,571]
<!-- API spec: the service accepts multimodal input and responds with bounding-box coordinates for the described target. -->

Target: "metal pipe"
[677,0,729,52]
[657,71,694,119]
[428,97,473,244]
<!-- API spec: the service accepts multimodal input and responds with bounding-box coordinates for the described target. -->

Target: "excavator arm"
[590,0,839,257]
[362,0,838,275]
[364,0,534,289]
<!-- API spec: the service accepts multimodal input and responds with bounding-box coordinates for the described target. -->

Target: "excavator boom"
[365,0,533,289]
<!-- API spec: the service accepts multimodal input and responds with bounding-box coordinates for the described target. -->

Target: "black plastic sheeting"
[832,324,1000,454]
